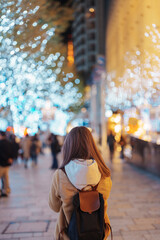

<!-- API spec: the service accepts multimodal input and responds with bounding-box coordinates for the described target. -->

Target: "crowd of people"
[0,127,126,199]
[0,130,61,198]
[21,133,42,168]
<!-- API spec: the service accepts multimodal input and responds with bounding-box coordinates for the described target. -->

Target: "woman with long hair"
[49,126,112,240]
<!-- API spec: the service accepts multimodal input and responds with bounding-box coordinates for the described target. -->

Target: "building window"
[88,55,96,63]
[88,32,95,40]
[87,0,95,8]
[87,21,95,29]
[88,44,95,51]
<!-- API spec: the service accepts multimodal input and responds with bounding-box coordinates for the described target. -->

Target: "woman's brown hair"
[60,126,110,178]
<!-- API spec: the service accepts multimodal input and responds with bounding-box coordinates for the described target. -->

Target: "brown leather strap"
[80,183,98,191]
[106,223,113,240]
[61,167,66,174]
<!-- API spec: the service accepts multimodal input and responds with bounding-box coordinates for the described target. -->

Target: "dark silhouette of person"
[0,131,13,197]
[21,134,31,168]
[48,133,61,169]
[30,134,41,166]
[10,134,19,163]
[119,135,126,159]
[107,132,115,162]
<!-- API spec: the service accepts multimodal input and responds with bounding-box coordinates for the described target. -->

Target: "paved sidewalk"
[0,148,160,240]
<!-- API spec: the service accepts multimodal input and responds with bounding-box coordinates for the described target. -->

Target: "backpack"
[67,185,113,240]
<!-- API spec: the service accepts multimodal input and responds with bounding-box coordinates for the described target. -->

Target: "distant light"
[34,36,41,40]
[89,8,95,13]
[42,39,47,44]
[75,79,80,84]
[152,39,157,43]
[114,115,121,123]
[115,124,121,133]
[15,48,19,52]
[105,110,113,118]
[131,60,136,65]
[67,41,74,66]
[125,126,130,132]
[41,24,48,30]
[56,52,60,57]
[0,83,5,89]
[63,77,68,82]
[32,44,37,48]
[10,50,15,55]
[20,44,24,49]
[110,81,115,87]
[41,56,45,60]
[55,68,61,74]
[32,22,37,27]
[60,56,65,61]
[47,30,54,36]
[57,62,63,67]
[77,93,82,98]
[136,50,141,55]
[144,32,149,37]
[13,41,17,46]
[33,6,40,14]
[81,108,87,113]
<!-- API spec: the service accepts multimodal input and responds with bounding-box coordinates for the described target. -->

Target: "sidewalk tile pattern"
[0,149,160,240]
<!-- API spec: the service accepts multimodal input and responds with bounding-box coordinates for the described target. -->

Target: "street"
[0,148,160,240]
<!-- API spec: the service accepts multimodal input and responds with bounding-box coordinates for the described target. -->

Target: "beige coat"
[21,137,31,159]
[49,169,112,240]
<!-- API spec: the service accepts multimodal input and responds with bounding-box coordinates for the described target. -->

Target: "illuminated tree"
[106,24,160,110]
[0,0,84,131]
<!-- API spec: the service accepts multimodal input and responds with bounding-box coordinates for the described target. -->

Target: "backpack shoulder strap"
[106,223,113,240]
[80,183,99,192]
[61,167,66,174]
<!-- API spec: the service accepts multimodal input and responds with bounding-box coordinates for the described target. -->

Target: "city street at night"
[0,149,160,240]
[0,0,160,240]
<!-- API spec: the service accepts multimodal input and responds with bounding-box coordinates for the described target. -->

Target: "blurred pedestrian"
[119,134,126,159]
[30,134,41,166]
[38,130,47,154]
[21,134,31,168]
[18,138,24,161]
[49,126,112,240]
[0,131,13,197]
[107,131,115,162]
[10,134,19,164]
[48,133,61,169]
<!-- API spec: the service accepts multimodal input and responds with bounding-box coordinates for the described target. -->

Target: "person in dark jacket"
[48,133,61,169]
[30,134,41,166]
[107,131,116,162]
[21,134,31,168]
[0,131,13,197]
[10,134,19,163]
[119,135,126,159]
